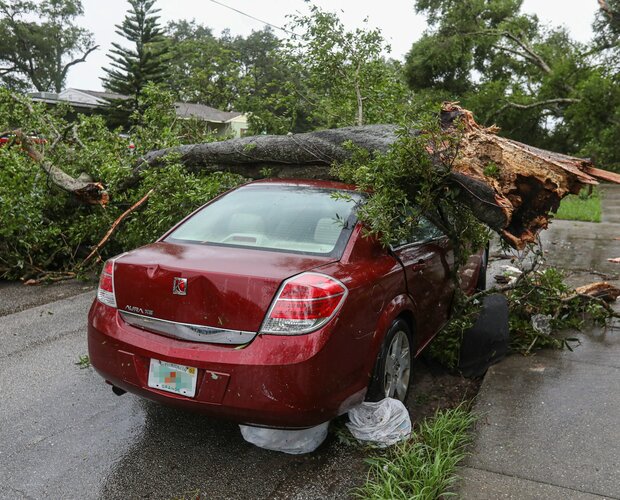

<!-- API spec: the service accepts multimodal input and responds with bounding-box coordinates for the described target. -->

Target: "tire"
[475,247,489,292]
[366,318,414,403]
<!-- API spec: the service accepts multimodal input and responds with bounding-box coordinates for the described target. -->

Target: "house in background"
[29,88,249,138]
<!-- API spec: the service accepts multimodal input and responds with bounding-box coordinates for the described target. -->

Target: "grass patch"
[75,354,90,368]
[355,403,476,499]
[554,188,601,222]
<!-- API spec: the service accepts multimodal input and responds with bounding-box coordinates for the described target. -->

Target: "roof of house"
[174,102,242,123]
[77,89,129,101]
[29,88,245,123]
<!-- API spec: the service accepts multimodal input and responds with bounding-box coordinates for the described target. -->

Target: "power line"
[207,0,295,35]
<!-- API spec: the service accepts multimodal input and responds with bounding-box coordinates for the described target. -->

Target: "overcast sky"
[66,0,599,91]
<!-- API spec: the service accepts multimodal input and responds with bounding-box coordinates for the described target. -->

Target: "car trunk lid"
[113,242,336,336]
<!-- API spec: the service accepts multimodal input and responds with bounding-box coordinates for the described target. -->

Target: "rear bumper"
[87,300,366,427]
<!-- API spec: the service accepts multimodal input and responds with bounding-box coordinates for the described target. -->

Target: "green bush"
[0,85,243,279]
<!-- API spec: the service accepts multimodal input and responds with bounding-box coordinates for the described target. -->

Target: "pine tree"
[101,0,169,120]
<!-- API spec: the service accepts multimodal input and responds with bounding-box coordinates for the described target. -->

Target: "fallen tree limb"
[11,130,109,206]
[559,282,620,329]
[23,272,77,286]
[126,103,620,249]
[573,281,620,302]
[79,188,154,268]
[119,124,399,190]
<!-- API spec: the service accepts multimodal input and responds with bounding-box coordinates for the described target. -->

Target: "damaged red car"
[88,179,486,428]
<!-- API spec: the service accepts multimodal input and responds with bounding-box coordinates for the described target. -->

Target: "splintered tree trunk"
[127,103,620,248]
[438,104,620,247]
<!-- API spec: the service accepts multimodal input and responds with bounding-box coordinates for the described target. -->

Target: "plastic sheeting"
[346,398,411,447]
[239,421,329,454]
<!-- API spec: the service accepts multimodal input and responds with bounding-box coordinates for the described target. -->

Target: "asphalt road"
[0,281,369,500]
[0,273,480,500]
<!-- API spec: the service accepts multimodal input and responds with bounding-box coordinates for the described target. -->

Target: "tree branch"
[355,61,363,126]
[60,44,99,83]
[501,31,552,74]
[79,189,154,268]
[598,0,617,21]
[490,43,539,64]
[0,65,18,76]
[492,98,581,117]
[11,129,108,205]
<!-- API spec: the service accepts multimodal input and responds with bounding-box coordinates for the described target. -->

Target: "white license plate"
[148,359,198,397]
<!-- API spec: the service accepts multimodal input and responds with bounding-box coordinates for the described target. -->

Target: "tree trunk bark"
[128,104,619,248]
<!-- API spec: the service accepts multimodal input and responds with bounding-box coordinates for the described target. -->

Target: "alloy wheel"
[383,329,411,401]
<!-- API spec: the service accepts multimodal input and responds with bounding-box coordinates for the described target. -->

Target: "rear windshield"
[165,184,362,256]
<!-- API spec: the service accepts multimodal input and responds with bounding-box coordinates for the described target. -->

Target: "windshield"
[165,184,362,256]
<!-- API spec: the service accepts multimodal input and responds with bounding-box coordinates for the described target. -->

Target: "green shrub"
[0,85,243,279]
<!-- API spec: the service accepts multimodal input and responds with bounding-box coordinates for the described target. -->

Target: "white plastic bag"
[346,398,411,447]
[239,421,329,454]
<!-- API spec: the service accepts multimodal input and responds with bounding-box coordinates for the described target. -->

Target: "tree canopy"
[404,0,620,171]
[0,0,97,92]
[285,6,409,129]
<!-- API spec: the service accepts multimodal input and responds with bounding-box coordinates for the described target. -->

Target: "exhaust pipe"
[112,385,127,396]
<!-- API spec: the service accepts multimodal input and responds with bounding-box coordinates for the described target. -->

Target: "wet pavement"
[0,287,367,500]
[0,278,475,499]
[601,184,620,224]
[458,184,620,499]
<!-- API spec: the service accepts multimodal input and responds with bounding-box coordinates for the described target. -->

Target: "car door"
[392,217,455,348]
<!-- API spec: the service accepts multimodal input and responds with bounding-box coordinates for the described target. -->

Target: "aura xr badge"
[173,277,187,295]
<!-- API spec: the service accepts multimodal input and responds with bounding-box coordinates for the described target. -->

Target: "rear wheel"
[367,319,414,402]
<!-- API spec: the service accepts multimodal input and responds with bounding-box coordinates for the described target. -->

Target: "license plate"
[148,359,198,397]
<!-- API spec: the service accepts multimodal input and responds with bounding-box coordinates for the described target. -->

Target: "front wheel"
[367,319,414,403]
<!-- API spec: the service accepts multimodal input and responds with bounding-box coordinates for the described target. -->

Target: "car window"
[165,184,362,256]
[393,215,444,247]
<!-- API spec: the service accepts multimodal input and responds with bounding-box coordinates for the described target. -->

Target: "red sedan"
[88,179,486,428]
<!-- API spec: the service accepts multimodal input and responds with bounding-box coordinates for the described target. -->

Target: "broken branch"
[10,129,108,206]
[573,282,620,302]
[493,98,581,118]
[79,189,154,268]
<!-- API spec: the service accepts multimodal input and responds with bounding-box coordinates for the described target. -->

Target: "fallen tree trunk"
[127,103,620,249]
[120,124,399,187]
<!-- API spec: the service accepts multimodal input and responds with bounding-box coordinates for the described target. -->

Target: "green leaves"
[0,0,96,92]
[405,0,620,171]
[102,0,169,118]
[0,87,240,279]
[285,6,409,128]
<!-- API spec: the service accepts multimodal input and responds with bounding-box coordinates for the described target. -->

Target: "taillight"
[260,272,348,335]
[97,259,117,308]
